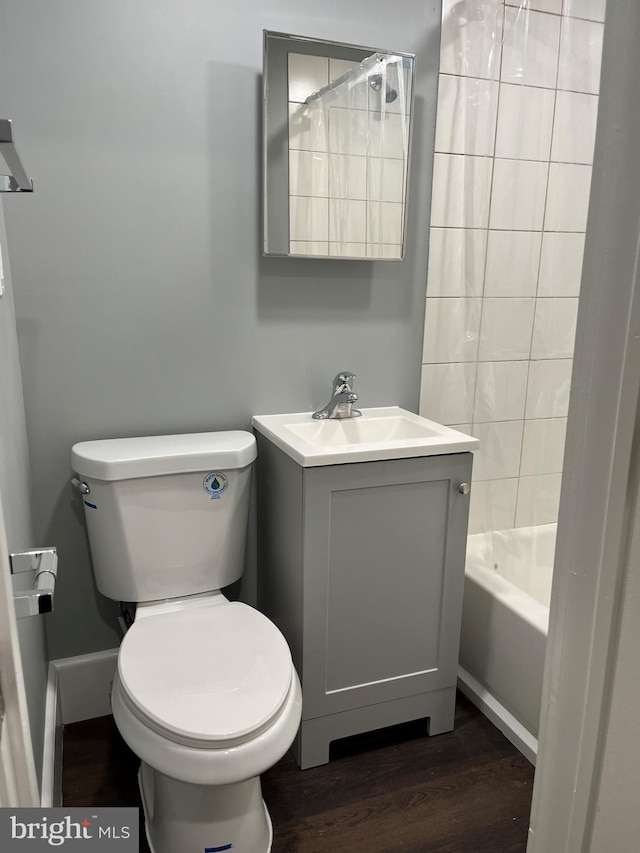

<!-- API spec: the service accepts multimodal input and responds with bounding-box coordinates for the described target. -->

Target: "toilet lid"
[118,601,293,747]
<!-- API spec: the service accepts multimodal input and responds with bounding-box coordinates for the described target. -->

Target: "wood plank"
[62,693,533,852]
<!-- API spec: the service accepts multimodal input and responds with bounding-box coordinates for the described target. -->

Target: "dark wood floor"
[63,693,534,853]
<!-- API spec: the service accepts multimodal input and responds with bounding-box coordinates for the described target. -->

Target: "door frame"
[0,487,39,806]
[528,0,640,849]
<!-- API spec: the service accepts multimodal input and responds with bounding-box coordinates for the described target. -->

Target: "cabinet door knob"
[458,483,470,495]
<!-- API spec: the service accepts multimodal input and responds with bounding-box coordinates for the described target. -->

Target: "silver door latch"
[10,547,58,618]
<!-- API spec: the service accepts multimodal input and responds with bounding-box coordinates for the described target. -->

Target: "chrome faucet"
[312,371,362,420]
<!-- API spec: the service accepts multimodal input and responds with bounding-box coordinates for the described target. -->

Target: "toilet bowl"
[71,431,302,853]
[112,596,302,853]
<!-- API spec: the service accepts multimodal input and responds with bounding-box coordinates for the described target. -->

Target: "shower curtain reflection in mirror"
[263,33,414,260]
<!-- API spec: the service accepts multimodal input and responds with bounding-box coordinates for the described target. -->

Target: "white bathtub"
[459,524,555,763]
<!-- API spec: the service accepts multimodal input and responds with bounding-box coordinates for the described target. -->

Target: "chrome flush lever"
[71,477,90,495]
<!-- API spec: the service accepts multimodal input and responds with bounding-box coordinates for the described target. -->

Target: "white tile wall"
[440,0,504,80]
[501,7,561,90]
[289,103,327,152]
[474,361,528,422]
[426,228,487,297]
[288,54,411,253]
[328,107,368,157]
[469,478,518,535]
[489,159,548,231]
[473,420,524,481]
[329,199,366,244]
[329,58,356,79]
[421,0,601,535]
[422,298,482,363]
[368,202,404,246]
[329,242,367,257]
[368,244,403,259]
[431,153,493,228]
[419,362,477,425]
[435,75,499,157]
[329,58,368,110]
[484,231,542,296]
[288,54,328,103]
[290,241,329,255]
[368,159,405,203]
[563,0,606,22]
[557,16,604,95]
[545,163,592,231]
[478,298,536,361]
[329,155,366,200]
[521,417,567,476]
[530,297,579,359]
[551,91,599,164]
[506,0,561,12]
[515,473,562,526]
[369,113,408,160]
[525,360,573,418]
[289,150,329,197]
[495,84,555,161]
[538,233,585,296]
[290,196,329,242]
[449,424,473,434]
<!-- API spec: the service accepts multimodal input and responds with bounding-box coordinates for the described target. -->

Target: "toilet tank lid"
[71,431,256,481]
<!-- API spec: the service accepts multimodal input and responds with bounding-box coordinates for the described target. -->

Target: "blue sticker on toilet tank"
[203,472,228,500]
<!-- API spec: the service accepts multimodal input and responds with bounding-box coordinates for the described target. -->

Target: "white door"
[0,485,39,807]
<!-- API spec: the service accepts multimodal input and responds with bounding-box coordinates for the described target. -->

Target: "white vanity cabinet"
[255,431,473,769]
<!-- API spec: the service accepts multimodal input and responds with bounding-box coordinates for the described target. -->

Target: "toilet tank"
[71,431,257,603]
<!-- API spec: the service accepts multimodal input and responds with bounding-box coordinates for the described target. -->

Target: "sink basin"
[252,406,479,467]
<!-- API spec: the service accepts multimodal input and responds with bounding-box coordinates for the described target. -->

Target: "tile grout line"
[514,0,564,524]
[436,73,600,97]
[469,0,509,531]
[432,152,595,167]
[469,1,505,463]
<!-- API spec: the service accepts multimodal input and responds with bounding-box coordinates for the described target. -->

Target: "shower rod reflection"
[0,119,34,192]
[305,53,401,105]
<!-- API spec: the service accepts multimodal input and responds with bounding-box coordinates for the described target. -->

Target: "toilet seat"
[112,665,302,786]
[118,601,293,749]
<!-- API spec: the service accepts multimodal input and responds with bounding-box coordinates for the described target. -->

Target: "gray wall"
[0,0,440,659]
[0,202,48,785]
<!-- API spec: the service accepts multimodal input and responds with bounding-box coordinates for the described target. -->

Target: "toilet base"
[139,761,273,853]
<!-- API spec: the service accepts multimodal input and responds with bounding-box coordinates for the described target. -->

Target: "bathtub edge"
[458,665,537,766]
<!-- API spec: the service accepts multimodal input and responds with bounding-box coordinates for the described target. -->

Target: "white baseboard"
[40,649,119,807]
[458,665,538,766]
[52,648,119,726]
[41,663,62,807]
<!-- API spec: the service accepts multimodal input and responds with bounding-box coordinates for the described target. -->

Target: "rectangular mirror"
[263,31,415,261]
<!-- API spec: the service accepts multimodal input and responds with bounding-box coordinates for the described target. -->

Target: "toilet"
[71,431,302,853]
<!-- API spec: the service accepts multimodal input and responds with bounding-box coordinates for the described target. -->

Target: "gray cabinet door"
[301,453,472,720]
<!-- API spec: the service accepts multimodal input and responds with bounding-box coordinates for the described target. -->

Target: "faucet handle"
[333,371,356,390]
